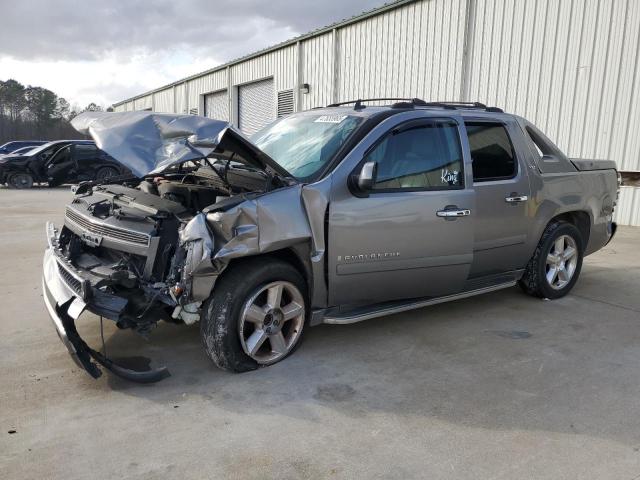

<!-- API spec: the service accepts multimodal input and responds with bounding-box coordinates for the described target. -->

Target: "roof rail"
[327,98,428,110]
[326,99,504,113]
[423,101,504,113]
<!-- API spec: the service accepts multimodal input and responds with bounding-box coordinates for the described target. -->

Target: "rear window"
[465,122,517,181]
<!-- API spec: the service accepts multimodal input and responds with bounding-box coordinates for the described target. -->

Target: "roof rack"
[327,98,428,110]
[326,98,504,113]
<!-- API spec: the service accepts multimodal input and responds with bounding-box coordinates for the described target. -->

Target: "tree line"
[0,79,108,144]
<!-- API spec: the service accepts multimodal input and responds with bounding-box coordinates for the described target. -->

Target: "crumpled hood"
[71,111,292,179]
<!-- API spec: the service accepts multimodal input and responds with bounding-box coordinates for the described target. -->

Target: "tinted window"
[75,144,98,156]
[365,121,463,190]
[465,122,516,181]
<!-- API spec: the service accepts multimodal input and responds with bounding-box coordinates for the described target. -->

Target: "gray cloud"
[0,0,385,63]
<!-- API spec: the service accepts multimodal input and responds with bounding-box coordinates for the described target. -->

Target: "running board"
[322,281,516,325]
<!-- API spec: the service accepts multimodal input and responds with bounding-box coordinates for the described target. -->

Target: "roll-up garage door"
[238,78,275,136]
[204,90,229,121]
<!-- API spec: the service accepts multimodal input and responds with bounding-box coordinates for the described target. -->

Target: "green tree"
[55,97,71,120]
[24,86,58,126]
[0,79,27,121]
[83,102,103,112]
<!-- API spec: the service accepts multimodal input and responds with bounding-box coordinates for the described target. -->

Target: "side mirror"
[357,161,377,192]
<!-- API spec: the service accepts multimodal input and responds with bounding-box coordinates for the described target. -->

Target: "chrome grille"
[65,208,150,246]
[57,262,83,296]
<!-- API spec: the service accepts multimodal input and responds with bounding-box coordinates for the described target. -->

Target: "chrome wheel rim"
[545,235,578,290]
[238,281,305,364]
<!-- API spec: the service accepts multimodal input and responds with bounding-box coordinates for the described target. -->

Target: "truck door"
[328,118,475,306]
[463,119,532,276]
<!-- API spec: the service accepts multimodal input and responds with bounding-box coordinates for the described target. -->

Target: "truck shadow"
[88,261,640,447]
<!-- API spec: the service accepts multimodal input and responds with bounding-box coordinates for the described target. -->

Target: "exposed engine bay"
[55,162,284,335]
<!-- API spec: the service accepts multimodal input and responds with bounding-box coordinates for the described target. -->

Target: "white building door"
[238,78,275,136]
[204,90,229,121]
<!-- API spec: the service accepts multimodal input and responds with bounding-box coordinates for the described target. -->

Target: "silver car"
[42,100,619,382]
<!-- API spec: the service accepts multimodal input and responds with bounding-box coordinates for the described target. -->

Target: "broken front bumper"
[42,222,169,383]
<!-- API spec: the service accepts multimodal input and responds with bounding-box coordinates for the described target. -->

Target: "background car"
[0,140,130,188]
[0,140,47,154]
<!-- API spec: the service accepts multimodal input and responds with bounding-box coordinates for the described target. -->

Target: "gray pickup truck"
[42,100,619,382]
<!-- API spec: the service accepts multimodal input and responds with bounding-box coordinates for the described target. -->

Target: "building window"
[465,122,517,182]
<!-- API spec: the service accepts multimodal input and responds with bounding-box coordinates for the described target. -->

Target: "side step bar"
[322,282,516,325]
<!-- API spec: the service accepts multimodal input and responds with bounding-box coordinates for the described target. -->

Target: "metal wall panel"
[337,0,467,103]
[133,95,152,110]
[153,88,174,112]
[466,0,640,173]
[238,78,276,135]
[204,90,229,121]
[187,70,227,113]
[301,32,334,109]
[231,45,297,92]
[614,186,640,226]
[175,83,186,114]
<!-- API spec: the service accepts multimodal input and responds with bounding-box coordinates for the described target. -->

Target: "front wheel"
[519,221,584,299]
[200,258,307,372]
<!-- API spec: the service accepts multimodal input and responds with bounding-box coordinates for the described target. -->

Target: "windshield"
[26,142,59,156]
[251,113,363,180]
[12,146,35,155]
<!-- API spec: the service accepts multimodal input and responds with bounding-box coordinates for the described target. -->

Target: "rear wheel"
[519,221,584,299]
[200,257,307,372]
[7,173,34,189]
[95,166,118,182]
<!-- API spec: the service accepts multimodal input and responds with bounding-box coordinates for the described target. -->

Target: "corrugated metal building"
[113,0,640,226]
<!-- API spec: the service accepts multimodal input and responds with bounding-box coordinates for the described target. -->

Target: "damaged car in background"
[43,101,619,382]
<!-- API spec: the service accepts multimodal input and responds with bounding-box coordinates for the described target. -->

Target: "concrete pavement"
[1,187,639,479]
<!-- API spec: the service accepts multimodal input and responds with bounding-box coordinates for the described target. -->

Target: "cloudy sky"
[0,0,384,109]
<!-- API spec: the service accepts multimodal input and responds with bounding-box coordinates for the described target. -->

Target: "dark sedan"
[0,140,129,188]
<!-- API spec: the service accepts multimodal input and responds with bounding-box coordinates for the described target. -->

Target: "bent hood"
[71,111,292,179]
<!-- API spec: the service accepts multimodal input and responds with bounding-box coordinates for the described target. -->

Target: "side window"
[465,122,516,182]
[365,121,464,190]
[75,144,98,158]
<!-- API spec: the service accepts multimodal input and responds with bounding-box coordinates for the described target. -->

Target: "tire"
[200,257,307,373]
[7,173,34,189]
[95,166,118,182]
[519,221,584,299]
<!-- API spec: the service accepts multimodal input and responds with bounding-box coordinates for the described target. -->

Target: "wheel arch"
[218,243,314,303]
[549,210,591,249]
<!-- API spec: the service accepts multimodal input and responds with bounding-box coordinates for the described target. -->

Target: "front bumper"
[42,223,170,383]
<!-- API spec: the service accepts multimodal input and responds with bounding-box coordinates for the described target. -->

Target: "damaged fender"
[179,184,330,306]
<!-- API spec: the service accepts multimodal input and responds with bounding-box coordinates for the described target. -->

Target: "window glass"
[251,113,363,180]
[365,122,463,190]
[75,144,98,155]
[465,122,516,181]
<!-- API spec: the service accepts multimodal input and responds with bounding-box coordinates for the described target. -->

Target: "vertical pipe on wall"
[172,85,177,113]
[460,0,477,102]
[296,41,303,112]
[183,81,188,114]
[332,28,340,104]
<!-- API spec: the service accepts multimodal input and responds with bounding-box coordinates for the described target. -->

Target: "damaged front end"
[43,222,171,383]
[42,111,325,382]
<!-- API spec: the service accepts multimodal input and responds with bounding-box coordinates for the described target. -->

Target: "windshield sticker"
[314,115,348,124]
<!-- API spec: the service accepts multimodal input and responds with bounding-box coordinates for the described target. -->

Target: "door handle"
[436,208,471,218]
[505,194,528,203]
